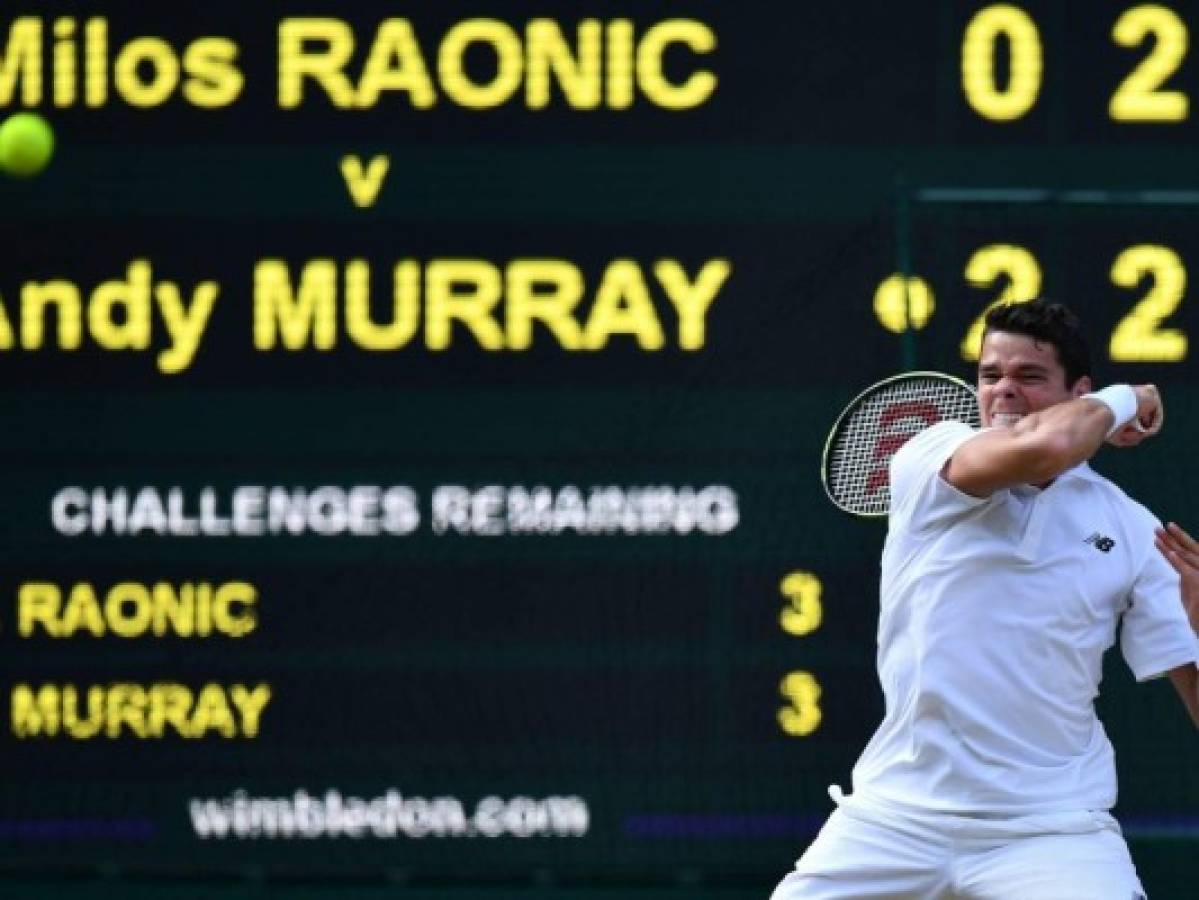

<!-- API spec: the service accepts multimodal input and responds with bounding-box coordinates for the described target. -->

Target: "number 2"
[1110,5,1189,122]
[1110,244,1187,361]
[960,244,1043,361]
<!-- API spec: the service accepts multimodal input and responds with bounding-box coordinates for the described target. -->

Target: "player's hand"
[1156,522,1199,634]
[1107,384,1162,447]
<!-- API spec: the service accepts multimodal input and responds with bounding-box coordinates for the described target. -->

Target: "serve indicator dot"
[873,274,935,333]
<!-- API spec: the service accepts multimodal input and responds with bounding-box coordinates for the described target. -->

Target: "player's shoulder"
[890,420,981,501]
[893,420,979,469]
[1072,466,1160,529]
[889,420,987,527]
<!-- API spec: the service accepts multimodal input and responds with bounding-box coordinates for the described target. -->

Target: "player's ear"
[1072,375,1092,398]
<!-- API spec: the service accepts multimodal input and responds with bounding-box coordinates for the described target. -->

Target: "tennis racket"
[821,371,979,518]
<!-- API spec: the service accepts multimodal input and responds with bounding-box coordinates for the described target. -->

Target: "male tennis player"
[772,300,1199,899]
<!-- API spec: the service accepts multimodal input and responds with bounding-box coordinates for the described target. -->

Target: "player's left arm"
[1169,664,1199,728]
[1156,522,1199,727]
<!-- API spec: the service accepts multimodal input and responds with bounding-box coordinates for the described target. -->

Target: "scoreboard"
[1,1,1198,891]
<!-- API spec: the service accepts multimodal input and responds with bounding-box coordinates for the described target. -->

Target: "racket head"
[821,371,980,519]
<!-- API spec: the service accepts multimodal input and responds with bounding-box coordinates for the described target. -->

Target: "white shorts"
[770,798,1146,900]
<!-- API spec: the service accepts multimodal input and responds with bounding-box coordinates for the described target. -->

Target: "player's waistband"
[828,784,1120,842]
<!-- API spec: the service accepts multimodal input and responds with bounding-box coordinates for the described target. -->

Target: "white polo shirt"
[850,421,1199,816]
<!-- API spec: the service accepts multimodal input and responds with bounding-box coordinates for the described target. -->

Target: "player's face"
[977,331,1090,429]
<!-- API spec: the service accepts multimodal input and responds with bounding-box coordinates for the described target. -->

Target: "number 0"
[962,5,1043,121]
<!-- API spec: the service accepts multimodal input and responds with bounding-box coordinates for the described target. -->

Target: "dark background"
[1,2,1198,896]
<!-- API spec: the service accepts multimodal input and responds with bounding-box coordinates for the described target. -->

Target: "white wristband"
[1082,385,1138,437]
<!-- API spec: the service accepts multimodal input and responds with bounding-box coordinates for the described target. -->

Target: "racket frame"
[820,371,978,520]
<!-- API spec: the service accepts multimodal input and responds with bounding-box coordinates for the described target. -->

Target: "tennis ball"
[0,112,55,178]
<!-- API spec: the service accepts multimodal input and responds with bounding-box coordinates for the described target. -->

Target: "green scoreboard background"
[1,1,1198,894]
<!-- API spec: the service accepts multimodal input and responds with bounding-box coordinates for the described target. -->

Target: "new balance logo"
[1085,532,1116,553]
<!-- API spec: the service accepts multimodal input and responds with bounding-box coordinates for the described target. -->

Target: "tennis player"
[772,300,1199,899]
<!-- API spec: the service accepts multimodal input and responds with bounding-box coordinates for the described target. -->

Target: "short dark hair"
[982,299,1091,387]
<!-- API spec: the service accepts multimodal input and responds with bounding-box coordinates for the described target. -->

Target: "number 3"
[778,671,822,737]
[779,572,823,637]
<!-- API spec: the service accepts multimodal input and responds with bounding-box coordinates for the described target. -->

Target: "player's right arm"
[945,385,1162,498]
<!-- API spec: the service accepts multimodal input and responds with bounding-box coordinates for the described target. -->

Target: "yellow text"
[0,17,243,108]
[12,682,271,739]
[0,259,218,374]
[18,581,257,638]
[278,17,716,110]
[253,257,731,352]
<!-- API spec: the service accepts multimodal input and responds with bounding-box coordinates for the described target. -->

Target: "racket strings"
[827,378,979,516]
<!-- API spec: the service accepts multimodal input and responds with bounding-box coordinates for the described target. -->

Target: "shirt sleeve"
[1121,541,1199,682]
[889,420,989,534]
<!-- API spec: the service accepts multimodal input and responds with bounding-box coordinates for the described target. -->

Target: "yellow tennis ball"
[0,112,55,177]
